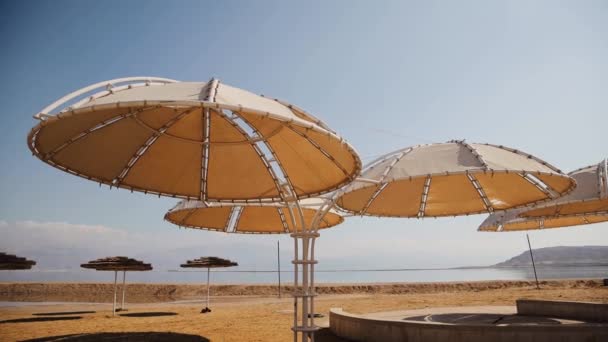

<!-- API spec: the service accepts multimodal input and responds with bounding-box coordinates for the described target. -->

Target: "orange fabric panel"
[239,113,284,137]
[503,220,539,231]
[267,127,345,196]
[206,143,279,199]
[522,199,608,217]
[53,117,152,182]
[208,111,248,143]
[35,108,127,154]
[280,208,339,231]
[122,135,202,197]
[185,207,232,230]
[366,179,426,217]
[425,174,486,216]
[475,173,546,210]
[136,107,184,130]
[237,207,284,232]
[336,185,379,213]
[163,108,203,141]
[536,173,574,194]
[290,126,357,179]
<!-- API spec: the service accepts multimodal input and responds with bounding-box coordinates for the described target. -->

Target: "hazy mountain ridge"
[494,246,608,267]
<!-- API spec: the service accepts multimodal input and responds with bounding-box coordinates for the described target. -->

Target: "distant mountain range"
[494,246,608,267]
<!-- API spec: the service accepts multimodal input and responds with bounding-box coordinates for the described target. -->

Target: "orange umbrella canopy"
[28,78,361,202]
[0,253,36,270]
[165,198,344,234]
[479,159,608,232]
[336,141,575,218]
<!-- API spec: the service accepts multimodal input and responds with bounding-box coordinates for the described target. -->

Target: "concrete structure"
[517,299,608,323]
[330,306,608,342]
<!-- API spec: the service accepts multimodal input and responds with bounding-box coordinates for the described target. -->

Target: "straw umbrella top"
[28,77,361,202]
[81,256,152,271]
[336,141,575,218]
[165,198,344,234]
[180,257,238,268]
[0,253,36,270]
[479,159,608,232]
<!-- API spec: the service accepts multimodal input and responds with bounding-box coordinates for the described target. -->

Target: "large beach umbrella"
[165,198,344,337]
[479,159,608,232]
[81,256,152,315]
[0,253,36,270]
[164,198,344,234]
[180,257,238,313]
[28,77,361,202]
[336,141,575,217]
[28,77,360,341]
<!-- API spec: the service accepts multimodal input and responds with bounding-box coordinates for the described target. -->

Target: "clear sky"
[0,1,606,273]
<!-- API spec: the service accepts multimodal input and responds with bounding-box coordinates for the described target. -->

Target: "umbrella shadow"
[1,316,82,324]
[315,328,349,342]
[23,332,209,341]
[32,311,96,316]
[119,312,178,317]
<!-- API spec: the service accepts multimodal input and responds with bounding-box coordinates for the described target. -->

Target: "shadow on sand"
[119,312,178,318]
[316,328,349,342]
[1,316,82,324]
[23,332,209,341]
[32,311,96,316]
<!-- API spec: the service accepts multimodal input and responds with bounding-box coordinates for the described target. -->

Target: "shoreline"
[1,279,602,304]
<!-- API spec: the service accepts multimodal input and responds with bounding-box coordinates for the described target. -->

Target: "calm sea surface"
[1,266,606,284]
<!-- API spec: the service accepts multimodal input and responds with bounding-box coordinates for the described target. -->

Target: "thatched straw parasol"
[81,256,152,315]
[28,77,360,202]
[0,253,36,270]
[180,257,238,313]
[164,198,344,234]
[336,141,575,217]
[479,159,608,232]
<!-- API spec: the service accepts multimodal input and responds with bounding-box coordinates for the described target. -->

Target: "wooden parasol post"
[112,270,117,316]
[120,270,127,310]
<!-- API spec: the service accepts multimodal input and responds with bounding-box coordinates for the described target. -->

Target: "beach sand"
[0,279,606,341]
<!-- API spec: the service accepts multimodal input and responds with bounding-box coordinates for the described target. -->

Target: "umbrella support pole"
[291,231,319,342]
[112,270,117,316]
[202,267,211,313]
[120,271,127,311]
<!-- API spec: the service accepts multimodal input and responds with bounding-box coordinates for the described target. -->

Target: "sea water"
[1,266,606,284]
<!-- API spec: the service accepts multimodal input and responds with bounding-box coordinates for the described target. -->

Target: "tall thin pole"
[526,234,540,290]
[120,270,126,310]
[278,240,282,299]
[112,270,117,316]
[206,267,211,309]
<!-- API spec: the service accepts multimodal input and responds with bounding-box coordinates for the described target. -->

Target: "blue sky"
[0,1,606,275]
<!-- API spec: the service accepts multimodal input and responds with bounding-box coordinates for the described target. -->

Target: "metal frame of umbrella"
[165,198,345,337]
[180,257,238,313]
[0,253,36,270]
[81,256,152,316]
[29,77,361,342]
[479,159,608,232]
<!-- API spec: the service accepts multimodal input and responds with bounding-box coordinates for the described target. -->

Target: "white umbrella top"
[28,77,361,202]
[479,159,608,232]
[336,141,575,218]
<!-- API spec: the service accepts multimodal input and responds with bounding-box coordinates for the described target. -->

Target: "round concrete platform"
[330,305,608,342]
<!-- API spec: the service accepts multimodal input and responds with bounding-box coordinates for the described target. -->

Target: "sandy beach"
[0,279,606,341]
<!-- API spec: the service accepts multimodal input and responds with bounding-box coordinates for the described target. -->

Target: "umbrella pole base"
[201,307,211,314]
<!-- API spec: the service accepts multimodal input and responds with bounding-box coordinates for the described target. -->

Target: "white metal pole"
[112,270,117,316]
[121,270,126,310]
